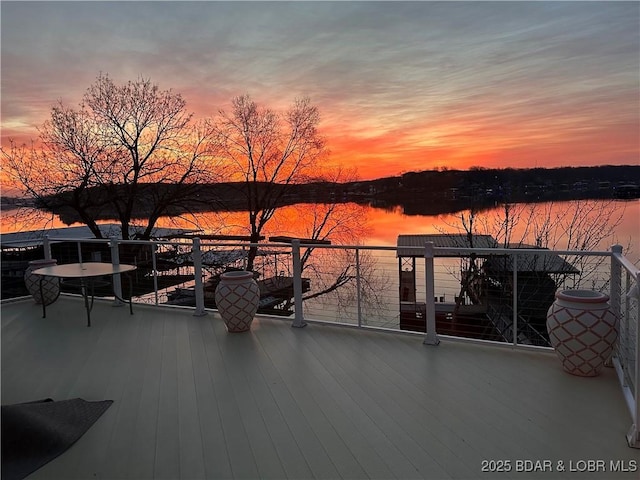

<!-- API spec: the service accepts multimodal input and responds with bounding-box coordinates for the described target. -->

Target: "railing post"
[512,253,518,346]
[110,237,123,306]
[43,235,52,260]
[291,239,307,328]
[192,237,207,316]
[356,248,362,327]
[611,246,625,371]
[629,268,640,448]
[606,245,635,374]
[423,242,440,346]
[611,245,622,320]
[152,242,159,306]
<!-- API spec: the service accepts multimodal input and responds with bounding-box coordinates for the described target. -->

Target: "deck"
[2,296,639,479]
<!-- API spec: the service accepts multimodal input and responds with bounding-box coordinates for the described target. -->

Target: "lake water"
[1,199,638,260]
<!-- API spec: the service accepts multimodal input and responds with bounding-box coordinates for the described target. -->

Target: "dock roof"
[483,251,580,274]
[397,234,580,273]
[0,224,201,249]
[397,234,498,257]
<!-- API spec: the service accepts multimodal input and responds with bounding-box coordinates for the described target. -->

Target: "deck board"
[2,296,639,479]
[240,323,340,479]
[219,326,287,479]
[155,314,181,479]
[317,333,477,478]
[303,326,455,479]
[187,316,234,479]
[256,323,370,479]
[126,310,164,480]
[246,327,316,478]
[176,316,207,480]
[101,311,151,480]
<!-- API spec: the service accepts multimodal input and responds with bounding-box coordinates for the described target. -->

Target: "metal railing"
[2,234,638,447]
[611,246,640,448]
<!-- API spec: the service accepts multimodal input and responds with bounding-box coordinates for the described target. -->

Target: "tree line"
[362,165,640,215]
[16,164,639,224]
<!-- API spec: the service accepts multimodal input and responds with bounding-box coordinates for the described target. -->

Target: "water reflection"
[1,199,638,260]
[320,200,636,263]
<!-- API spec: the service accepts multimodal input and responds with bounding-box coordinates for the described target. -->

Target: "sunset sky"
[2,1,638,180]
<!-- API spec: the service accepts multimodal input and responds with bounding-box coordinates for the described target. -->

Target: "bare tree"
[518,199,628,288]
[298,200,372,299]
[211,94,326,269]
[457,200,627,255]
[2,134,108,238]
[286,167,391,320]
[442,199,628,329]
[2,73,219,239]
[442,207,491,315]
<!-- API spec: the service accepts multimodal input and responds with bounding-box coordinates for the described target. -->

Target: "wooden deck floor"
[2,296,639,479]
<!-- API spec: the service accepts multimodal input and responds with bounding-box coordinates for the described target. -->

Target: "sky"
[1,1,638,180]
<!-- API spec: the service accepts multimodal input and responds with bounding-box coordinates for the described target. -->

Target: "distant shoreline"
[2,165,638,221]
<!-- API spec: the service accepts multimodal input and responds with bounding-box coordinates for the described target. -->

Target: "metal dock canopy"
[397,234,498,257]
[484,251,580,274]
[0,224,201,249]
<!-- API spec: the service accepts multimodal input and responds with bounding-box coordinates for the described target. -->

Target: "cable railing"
[611,247,640,448]
[1,234,638,447]
[0,235,629,339]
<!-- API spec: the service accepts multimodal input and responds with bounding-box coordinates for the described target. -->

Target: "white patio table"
[31,262,136,327]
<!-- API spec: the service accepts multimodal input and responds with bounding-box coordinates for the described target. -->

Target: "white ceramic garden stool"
[214,271,260,333]
[546,289,617,377]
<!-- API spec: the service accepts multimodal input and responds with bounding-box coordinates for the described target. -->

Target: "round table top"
[31,262,136,278]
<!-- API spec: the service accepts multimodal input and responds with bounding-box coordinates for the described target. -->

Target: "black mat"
[1,398,113,480]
